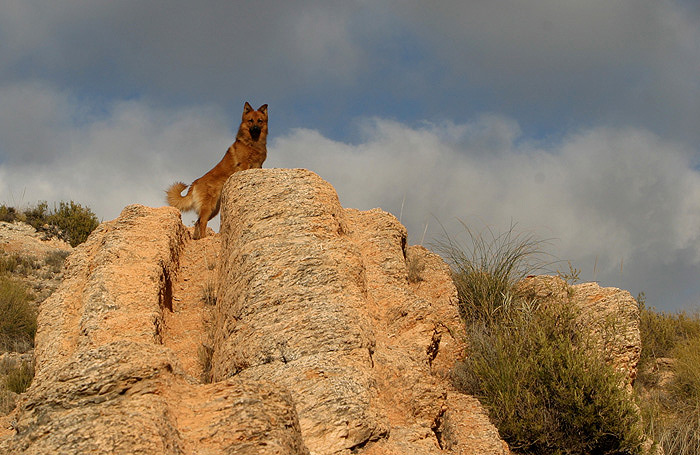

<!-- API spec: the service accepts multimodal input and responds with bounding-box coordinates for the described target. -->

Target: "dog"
[166,102,268,239]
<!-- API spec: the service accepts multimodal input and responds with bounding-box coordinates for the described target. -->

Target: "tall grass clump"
[3,361,34,394]
[438,222,550,322]
[441,222,644,455]
[0,276,36,352]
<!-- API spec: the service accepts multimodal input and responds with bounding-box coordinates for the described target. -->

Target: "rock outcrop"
[515,275,642,387]
[0,169,509,454]
[1,204,308,454]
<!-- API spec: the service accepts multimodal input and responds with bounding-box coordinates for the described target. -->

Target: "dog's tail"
[166,182,195,211]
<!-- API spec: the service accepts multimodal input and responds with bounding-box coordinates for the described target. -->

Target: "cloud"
[0,1,365,105]
[1,1,696,147]
[0,81,232,225]
[389,0,700,144]
[1,83,699,309]
[269,116,700,309]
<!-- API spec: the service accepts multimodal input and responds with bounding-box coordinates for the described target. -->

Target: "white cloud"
[269,116,700,309]
[0,81,232,225]
[1,84,699,309]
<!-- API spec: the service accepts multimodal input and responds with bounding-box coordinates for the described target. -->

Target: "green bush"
[0,276,36,352]
[6,201,99,247]
[0,205,20,223]
[444,223,644,455]
[23,201,50,230]
[455,304,644,455]
[46,200,99,247]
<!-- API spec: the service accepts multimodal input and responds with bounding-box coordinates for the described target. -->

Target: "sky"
[1,0,699,312]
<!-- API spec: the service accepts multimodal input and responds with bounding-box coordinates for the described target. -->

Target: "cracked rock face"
[1,169,510,455]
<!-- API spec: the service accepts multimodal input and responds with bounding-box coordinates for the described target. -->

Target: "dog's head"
[241,102,268,142]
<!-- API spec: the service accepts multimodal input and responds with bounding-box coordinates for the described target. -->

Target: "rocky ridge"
[0,169,510,454]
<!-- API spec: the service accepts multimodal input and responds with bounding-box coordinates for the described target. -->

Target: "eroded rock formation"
[0,169,509,454]
[515,275,642,387]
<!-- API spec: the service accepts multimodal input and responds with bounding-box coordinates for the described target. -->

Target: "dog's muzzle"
[249,125,262,140]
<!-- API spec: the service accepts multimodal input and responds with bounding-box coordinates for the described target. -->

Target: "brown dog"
[166,102,268,239]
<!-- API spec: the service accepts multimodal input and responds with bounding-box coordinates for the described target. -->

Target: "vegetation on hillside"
[441,223,645,455]
[636,295,700,455]
[1,200,99,247]
[0,276,36,353]
[0,200,99,414]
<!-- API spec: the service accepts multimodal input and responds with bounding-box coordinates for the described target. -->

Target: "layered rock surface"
[516,275,641,387]
[0,169,509,454]
[0,205,308,454]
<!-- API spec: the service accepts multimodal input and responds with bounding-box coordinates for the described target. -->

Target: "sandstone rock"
[515,275,641,386]
[1,170,510,455]
[0,205,308,455]
[213,169,508,454]
[0,220,72,311]
[0,220,72,258]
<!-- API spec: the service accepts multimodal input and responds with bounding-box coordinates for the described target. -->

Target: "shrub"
[444,223,644,455]
[635,298,700,455]
[198,343,214,384]
[0,389,17,415]
[23,201,49,230]
[672,335,700,407]
[11,200,99,247]
[0,255,19,275]
[202,279,217,306]
[46,201,99,247]
[638,296,700,365]
[44,250,70,274]
[0,205,20,223]
[0,276,36,352]
[656,336,700,455]
[455,303,644,454]
[406,249,426,283]
[0,253,40,276]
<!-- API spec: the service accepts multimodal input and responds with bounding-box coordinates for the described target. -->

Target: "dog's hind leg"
[193,197,217,239]
[193,217,208,240]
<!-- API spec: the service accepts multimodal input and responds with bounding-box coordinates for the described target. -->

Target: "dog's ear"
[258,104,268,115]
[243,102,253,114]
